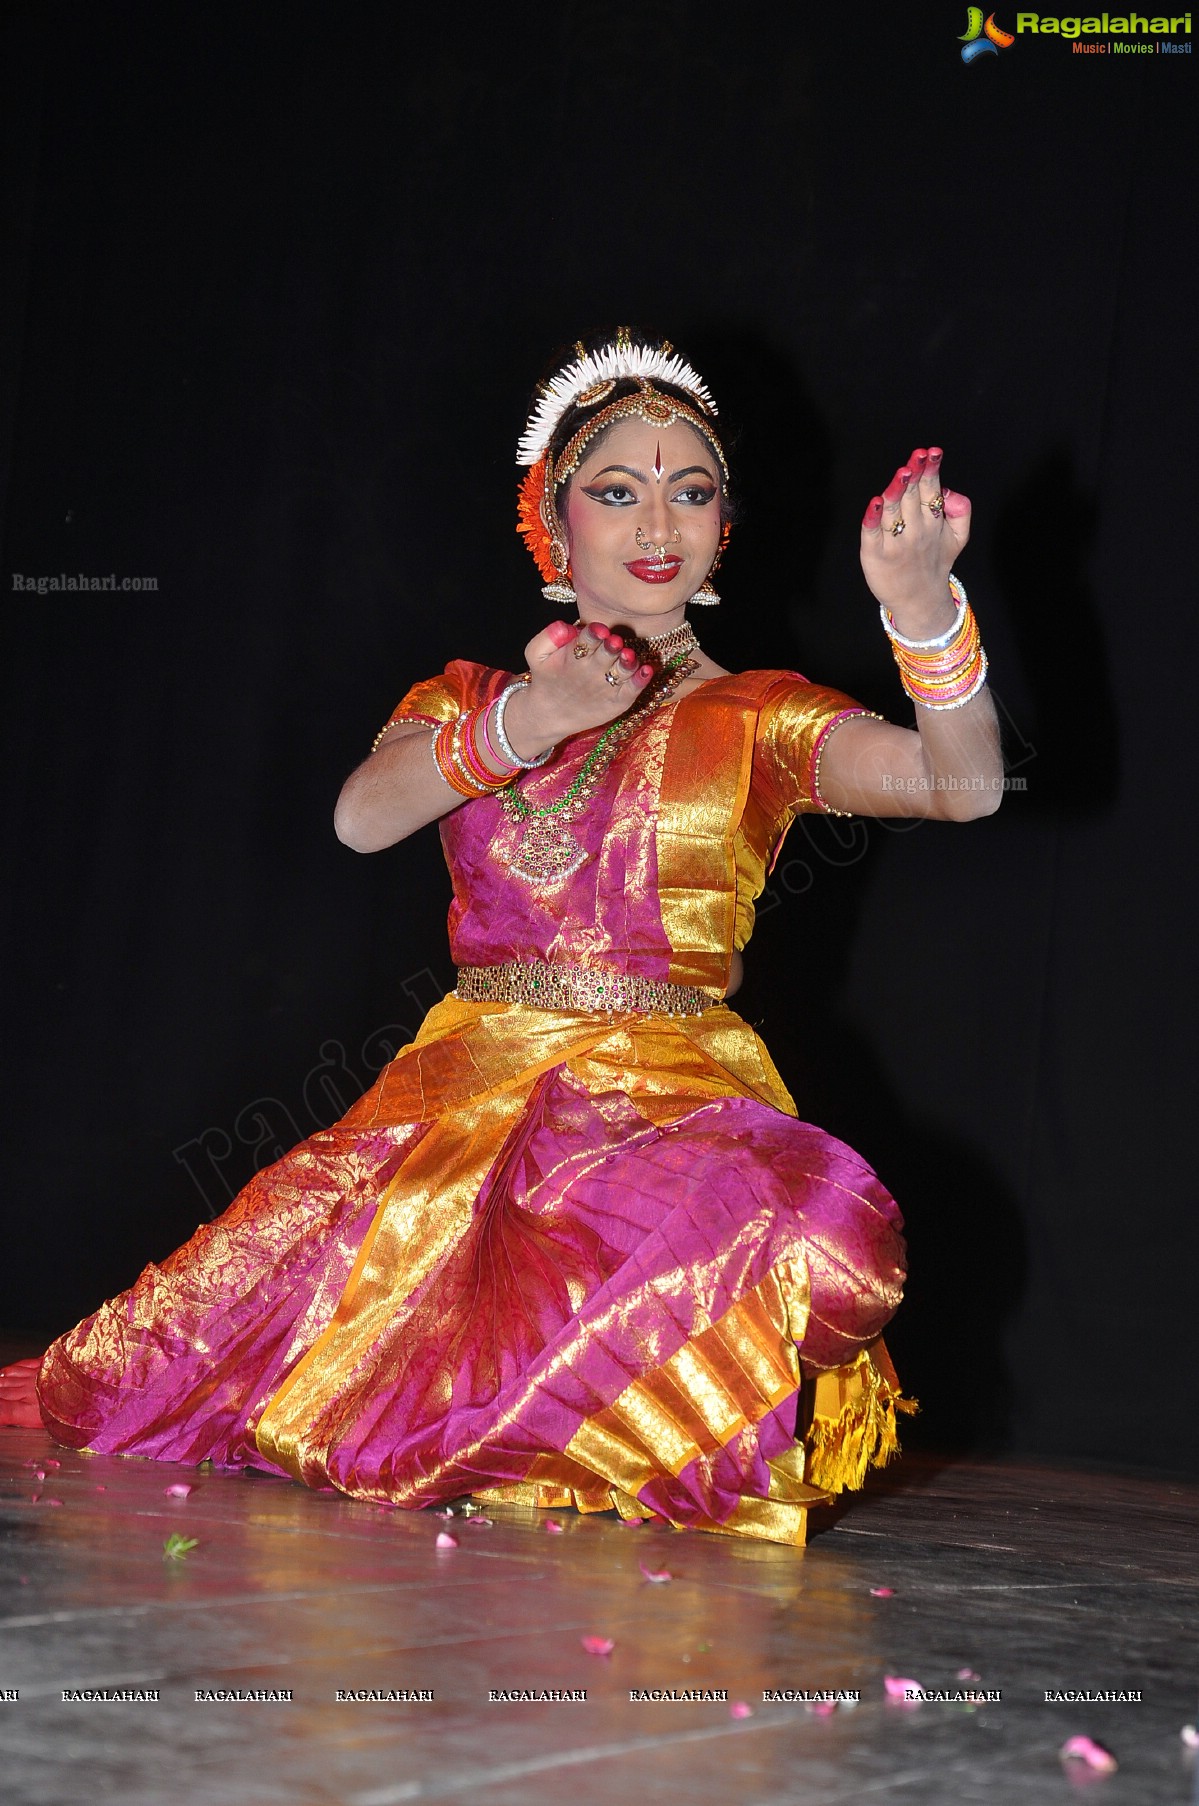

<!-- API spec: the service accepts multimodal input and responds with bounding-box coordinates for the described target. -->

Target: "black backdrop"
[3,4,1195,1475]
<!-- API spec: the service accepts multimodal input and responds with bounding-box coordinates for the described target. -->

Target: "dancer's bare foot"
[0,1358,44,1428]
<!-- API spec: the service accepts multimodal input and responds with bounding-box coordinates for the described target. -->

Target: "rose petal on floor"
[956,1667,981,1681]
[805,1700,838,1716]
[729,1702,753,1719]
[164,1483,194,1498]
[1180,1725,1199,1748]
[639,1562,673,1583]
[435,1531,458,1549]
[616,1517,644,1527]
[884,1675,922,1702]
[870,1586,895,1597]
[580,1636,614,1656]
[544,1520,564,1534]
[466,1517,493,1529]
[1060,1735,1118,1773]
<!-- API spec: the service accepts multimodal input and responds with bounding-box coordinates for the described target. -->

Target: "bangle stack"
[430,684,554,799]
[883,574,988,710]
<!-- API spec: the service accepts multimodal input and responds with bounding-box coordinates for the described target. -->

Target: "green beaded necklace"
[498,647,697,884]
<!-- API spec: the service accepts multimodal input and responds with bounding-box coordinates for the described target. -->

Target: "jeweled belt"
[454,959,716,1018]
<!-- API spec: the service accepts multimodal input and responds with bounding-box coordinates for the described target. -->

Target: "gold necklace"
[637,622,700,663]
[576,620,700,668]
[498,650,697,885]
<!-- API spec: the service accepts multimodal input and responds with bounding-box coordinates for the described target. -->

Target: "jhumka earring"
[542,536,577,607]
[688,520,729,606]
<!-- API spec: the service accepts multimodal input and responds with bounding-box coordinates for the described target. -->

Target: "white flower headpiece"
[516,337,717,467]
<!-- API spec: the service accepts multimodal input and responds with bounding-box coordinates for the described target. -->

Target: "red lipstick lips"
[625,558,683,583]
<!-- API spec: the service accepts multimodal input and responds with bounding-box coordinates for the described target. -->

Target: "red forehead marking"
[652,442,664,482]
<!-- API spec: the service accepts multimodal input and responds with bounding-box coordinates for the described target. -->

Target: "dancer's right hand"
[503,620,654,758]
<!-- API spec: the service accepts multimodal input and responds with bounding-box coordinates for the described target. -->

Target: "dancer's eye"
[580,483,638,506]
[672,485,717,506]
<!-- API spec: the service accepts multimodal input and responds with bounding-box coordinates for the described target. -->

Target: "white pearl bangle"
[881,574,970,651]
[492,679,554,770]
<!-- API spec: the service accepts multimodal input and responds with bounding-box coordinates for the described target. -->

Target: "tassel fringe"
[802,1340,919,1494]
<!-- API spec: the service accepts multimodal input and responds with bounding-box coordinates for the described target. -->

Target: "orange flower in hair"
[516,459,558,583]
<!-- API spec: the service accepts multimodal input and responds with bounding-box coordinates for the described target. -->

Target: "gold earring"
[542,535,577,606]
[688,578,720,606]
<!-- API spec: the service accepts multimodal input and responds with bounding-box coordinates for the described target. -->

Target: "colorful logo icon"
[959,8,1015,60]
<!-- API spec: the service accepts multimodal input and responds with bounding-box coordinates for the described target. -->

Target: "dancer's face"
[561,417,722,627]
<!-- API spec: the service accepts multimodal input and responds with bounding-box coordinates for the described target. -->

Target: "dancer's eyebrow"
[586,463,715,483]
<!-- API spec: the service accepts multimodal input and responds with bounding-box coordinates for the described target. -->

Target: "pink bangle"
[454,712,510,793]
[477,699,517,773]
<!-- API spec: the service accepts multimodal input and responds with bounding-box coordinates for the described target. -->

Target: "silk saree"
[37,665,910,1545]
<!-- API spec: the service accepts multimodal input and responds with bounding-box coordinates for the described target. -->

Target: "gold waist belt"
[454,959,716,1018]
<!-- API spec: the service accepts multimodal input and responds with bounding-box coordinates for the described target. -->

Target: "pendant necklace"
[498,627,700,886]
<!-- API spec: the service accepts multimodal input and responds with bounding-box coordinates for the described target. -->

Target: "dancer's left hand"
[860,447,971,620]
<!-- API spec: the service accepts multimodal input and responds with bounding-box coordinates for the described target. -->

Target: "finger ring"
[604,667,623,687]
[888,517,907,537]
[573,640,592,659]
[926,493,945,516]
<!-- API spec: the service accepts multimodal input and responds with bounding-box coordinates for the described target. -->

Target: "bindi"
[652,442,664,483]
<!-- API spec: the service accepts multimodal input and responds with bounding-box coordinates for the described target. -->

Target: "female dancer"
[5,332,1001,1544]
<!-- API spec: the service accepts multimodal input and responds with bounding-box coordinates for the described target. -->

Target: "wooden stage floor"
[1,1425,1196,1805]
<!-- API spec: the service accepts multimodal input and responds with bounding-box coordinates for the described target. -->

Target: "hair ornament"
[516,458,559,584]
[516,338,718,467]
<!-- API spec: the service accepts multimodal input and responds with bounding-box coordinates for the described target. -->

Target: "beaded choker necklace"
[498,648,698,885]
[634,622,700,667]
[573,620,699,672]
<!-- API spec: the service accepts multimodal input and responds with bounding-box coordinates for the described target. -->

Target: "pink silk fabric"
[35,664,908,1535]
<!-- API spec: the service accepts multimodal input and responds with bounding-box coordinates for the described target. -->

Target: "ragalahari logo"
[959,8,1016,57]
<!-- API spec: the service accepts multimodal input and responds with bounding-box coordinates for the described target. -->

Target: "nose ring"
[635,526,682,560]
